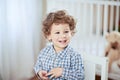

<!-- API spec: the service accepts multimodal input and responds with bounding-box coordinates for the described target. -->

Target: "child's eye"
[55,32,60,34]
[64,31,69,33]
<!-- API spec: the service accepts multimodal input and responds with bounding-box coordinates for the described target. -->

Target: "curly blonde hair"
[42,10,76,38]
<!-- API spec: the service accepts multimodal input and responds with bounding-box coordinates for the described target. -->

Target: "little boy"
[34,10,84,80]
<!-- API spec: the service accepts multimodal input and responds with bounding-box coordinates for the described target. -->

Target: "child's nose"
[62,34,66,37]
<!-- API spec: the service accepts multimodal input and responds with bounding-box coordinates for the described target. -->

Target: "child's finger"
[46,72,53,76]
[49,74,55,79]
[42,73,47,77]
[42,76,49,80]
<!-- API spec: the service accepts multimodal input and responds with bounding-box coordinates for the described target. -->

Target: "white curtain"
[0,0,44,80]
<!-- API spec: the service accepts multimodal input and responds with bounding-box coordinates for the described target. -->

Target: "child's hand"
[47,68,63,79]
[38,70,49,80]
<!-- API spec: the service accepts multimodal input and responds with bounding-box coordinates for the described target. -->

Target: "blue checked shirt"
[34,44,84,80]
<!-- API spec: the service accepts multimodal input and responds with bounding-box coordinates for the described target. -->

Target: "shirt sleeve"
[34,52,43,74]
[62,53,85,80]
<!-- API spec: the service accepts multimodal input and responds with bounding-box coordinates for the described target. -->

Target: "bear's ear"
[105,32,109,39]
[112,31,120,39]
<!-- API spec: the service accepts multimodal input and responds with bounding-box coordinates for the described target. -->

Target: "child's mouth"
[59,40,67,43]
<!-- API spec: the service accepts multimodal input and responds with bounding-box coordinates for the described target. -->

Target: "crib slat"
[83,4,87,35]
[103,5,108,35]
[90,4,94,36]
[96,5,102,36]
[115,5,119,31]
[110,5,114,32]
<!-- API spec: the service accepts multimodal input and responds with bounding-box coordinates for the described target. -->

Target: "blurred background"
[0,0,120,80]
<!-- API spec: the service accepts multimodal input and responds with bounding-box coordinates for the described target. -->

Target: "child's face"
[48,23,72,52]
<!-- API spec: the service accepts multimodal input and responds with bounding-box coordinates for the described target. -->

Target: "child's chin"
[60,44,67,47]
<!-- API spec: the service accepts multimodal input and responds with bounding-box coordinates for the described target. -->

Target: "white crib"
[82,53,108,80]
[45,0,120,79]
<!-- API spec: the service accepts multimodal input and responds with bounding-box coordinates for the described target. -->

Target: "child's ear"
[47,35,52,41]
[71,30,76,36]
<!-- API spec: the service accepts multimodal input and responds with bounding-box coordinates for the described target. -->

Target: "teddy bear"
[104,31,120,73]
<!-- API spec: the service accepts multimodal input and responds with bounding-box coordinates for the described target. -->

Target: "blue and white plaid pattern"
[34,44,84,80]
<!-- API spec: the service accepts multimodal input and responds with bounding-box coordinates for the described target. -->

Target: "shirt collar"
[50,45,70,58]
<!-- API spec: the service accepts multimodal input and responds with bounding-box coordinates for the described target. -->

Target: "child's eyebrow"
[64,29,69,30]
[54,29,60,31]
[53,30,60,32]
[64,29,70,31]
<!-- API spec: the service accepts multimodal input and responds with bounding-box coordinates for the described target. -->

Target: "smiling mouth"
[59,40,67,43]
